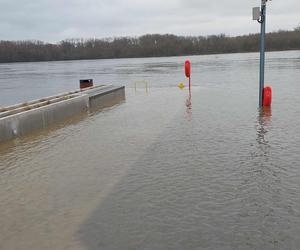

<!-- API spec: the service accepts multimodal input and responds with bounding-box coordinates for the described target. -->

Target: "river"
[0,51,300,249]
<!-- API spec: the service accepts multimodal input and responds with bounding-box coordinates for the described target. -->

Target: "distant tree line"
[0,27,299,63]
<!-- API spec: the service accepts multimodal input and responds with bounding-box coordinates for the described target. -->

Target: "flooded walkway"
[1,86,300,249]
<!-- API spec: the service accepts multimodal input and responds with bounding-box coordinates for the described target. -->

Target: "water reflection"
[256,107,272,145]
[185,89,192,120]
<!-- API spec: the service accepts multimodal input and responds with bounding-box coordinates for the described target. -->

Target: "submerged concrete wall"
[0,85,125,143]
[88,86,125,111]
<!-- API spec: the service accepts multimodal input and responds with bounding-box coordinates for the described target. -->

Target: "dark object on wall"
[80,79,93,89]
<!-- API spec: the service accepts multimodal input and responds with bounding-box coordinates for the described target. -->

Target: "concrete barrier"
[0,85,125,143]
[88,86,125,111]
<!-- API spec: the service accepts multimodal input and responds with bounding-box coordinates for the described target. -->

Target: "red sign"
[185,60,191,78]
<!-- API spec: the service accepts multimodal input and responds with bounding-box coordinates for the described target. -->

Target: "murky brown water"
[1,51,300,249]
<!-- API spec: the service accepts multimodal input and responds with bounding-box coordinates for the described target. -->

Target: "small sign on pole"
[252,7,261,20]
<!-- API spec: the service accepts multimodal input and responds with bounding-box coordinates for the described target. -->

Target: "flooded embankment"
[1,51,300,249]
[0,85,125,142]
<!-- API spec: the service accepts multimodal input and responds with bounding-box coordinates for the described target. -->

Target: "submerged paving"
[1,87,300,250]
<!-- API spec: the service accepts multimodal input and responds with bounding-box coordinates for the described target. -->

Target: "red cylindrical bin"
[263,86,272,107]
[80,79,93,89]
[185,60,191,78]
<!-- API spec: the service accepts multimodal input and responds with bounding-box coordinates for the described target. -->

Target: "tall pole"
[259,0,267,107]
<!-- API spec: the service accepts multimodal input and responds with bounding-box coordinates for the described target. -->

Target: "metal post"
[259,0,267,107]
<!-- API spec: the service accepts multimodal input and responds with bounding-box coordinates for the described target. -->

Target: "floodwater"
[1,51,300,250]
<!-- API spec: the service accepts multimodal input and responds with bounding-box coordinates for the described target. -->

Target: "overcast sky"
[0,0,299,42]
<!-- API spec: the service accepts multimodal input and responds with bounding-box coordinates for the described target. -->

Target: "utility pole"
[253,0,271,107]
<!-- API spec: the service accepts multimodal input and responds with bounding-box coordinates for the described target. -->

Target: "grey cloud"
[0,0,299,42]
